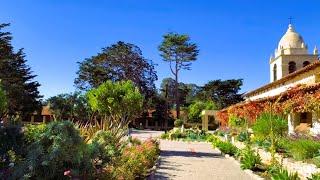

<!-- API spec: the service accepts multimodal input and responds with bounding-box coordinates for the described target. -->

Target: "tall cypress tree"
[0,23,42,119]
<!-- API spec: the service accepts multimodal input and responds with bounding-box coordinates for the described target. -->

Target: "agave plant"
[76,120,126,144]
[240,147,261,170]
[271,168,300,180]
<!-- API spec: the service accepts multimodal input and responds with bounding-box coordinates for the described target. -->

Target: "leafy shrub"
[23,124,46,144]
[86,80,144,139]
[229,115,246,128]
[308,173,320,180]
[253,113,288,140]
[214,140,238,156]
[239,147,261,170]
[214,128,229,137]
[236,131,249,142]
[113,139,160,179]
[129,137,142,146]
[160,132,169,139]
[285,138,320,160]
[169,130,186,140]
[310,156,320,168]
[206,134,219,143]
[12,121,92,179]
[174,119,184,127]
[89,130,122,169]
[270,167,299,180]
[188,100,216,123]
[0,124,25,177]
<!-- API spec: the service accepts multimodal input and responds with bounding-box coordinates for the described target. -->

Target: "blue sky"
[1,0,320,99]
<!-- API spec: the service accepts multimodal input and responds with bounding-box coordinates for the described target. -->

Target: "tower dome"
[276,24,308,55]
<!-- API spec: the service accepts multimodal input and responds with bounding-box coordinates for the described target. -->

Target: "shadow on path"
[160,150,222,158]
[149,150,223,179]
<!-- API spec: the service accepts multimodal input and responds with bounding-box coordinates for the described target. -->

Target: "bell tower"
[269,24,318,82]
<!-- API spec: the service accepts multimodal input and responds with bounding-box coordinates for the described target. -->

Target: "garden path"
[131,130,254,180]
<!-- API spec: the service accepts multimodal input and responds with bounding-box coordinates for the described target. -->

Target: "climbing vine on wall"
[215,83,320,127]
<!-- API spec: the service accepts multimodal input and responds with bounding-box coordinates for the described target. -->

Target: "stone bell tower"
[269,24,318,82]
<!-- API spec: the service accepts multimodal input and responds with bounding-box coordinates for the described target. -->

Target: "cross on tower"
[288,16,294,24]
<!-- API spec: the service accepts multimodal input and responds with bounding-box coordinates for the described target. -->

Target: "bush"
[23,124,46,144]
[253,113,288,140]
[113,139,160,179]
[214,140,238,156]
[0,124,25,178]
[174,119,184,127]
[270,167,299,180]
[160,132,169,139]
[188,100,216,123]
[206,134,219,143]
[285,138,320,160]
[12,121,93,179]
[236,131,249,142]
[239,147,261,170]
[229,115,246,129]
[308,173,320,180]
[89,130,122,169]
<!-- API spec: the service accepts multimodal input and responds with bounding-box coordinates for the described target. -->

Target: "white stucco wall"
[248,75,315,101]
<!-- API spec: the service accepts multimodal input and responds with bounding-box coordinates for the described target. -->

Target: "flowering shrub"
[112,139,160,179]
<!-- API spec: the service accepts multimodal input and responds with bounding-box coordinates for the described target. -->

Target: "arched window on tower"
[303,61,310,67]
[288,61,297,74]
[273,64,277,81]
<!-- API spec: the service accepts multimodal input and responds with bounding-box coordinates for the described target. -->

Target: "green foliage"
[160,78,199,108]
[12,121,92,179]
[161,128,208,142]
[88,130,122,168]
[75,41,157,100]
[87,80,144,138]
[310,156,320,168]
[23,124,46,144]
[113,139,160,180]
[0,85,7,117]
[188,100,216,123]
[174,119,184,127]
[285,138,320,160]
[159,32,199,118]
[229,116,246,128]
[0,124,25,173]
[214,140,238,156]
[47,91,91,121]
[253,113,287,139]
[0,23,41,118]
[236,131,249,142]
[196,79,243,109]
[239,147,261,170]
[308,173,320,180]
[270,167,300,180]
[206,134,220,143]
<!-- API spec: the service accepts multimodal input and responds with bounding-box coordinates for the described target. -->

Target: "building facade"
[244,24,320,134]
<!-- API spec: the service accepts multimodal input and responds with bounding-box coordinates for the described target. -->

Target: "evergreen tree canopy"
[0,23,41,118]
[197,79,243,109]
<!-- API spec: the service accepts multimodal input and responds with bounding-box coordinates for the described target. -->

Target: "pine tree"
[0,23,42,119]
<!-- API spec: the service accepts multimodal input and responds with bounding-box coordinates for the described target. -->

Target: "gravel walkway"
[151,140,255,180]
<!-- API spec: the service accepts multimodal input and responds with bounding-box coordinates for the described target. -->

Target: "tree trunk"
[175,62,180,119]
